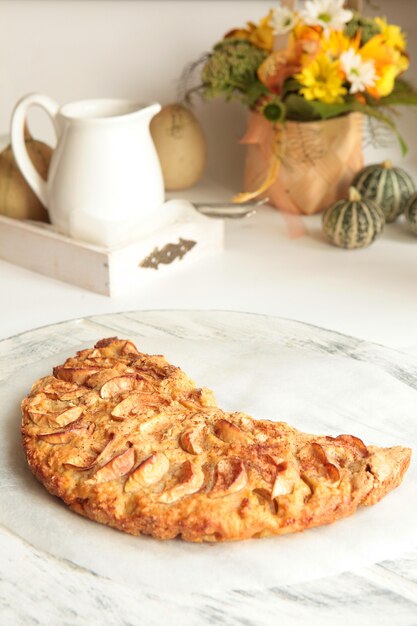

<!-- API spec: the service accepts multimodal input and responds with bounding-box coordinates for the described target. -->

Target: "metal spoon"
[194,197,269,219]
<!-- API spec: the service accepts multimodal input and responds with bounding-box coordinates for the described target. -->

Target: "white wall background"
[1,0,416,190]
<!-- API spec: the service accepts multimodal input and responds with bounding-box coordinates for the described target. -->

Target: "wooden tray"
[0,212,224,296]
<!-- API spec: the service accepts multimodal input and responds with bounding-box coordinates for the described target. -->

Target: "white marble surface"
[1,310,417,625]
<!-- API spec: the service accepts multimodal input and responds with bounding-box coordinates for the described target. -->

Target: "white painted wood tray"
[0,210,224,296]
[1,311,417,617]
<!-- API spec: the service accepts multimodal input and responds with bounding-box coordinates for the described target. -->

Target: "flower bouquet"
[187,0,417,215]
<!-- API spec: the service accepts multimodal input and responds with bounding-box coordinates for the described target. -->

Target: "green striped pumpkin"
[405,192,417,235]
[352,160,415,223]
[322,187,385,249]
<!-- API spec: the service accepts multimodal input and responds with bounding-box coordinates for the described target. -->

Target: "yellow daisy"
[295,53,347,103]
[321,29,358,59]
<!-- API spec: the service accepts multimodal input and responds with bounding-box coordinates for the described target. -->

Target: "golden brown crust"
[21,338,412,542]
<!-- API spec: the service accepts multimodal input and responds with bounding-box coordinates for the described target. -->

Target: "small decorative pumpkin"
[0,128,52,222]
[150,104,207,191]
[405,192,417,235]
[352,160,415,223]
[322,187,385,249]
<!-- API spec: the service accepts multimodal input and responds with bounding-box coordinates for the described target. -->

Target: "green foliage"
[281,78,303,97]
[201,39,268,108]
[261,98,286,122]
[283,96,356,122]
[308,100,356,119]
[377,79,417,107]
[344,13,382,44]
[242,80,270,108]
[284,95,320,121]
[283,94,408,154]
[352,104,408,155]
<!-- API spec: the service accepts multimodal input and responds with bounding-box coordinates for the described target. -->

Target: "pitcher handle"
[10,93,59,208]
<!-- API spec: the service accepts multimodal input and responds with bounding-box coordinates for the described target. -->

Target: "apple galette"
[21,338,411,541]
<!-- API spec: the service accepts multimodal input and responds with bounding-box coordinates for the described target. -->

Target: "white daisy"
[300,0,353,33]
[272,4,297,35]
[340,48,376,93]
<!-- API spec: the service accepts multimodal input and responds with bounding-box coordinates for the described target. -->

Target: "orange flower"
[288,23,324,68]
[354,92,366,104]
[258,41,303,94]
[292,22,322,44]
[225,11,275,52]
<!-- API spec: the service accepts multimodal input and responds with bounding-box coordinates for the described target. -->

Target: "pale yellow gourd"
[150,104,207,191]
[0,129,52,222]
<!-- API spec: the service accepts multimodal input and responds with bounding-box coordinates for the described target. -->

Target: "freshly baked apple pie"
[21,338,411,541]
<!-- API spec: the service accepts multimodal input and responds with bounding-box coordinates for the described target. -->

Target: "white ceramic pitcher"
[11,94,166,247]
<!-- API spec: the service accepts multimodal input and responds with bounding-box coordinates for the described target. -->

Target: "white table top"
[1,187,417,350]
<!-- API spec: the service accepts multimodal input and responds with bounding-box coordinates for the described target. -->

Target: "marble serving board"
[1,311,417,599]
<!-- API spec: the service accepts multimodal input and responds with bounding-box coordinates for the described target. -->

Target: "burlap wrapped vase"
[240,111,364,215]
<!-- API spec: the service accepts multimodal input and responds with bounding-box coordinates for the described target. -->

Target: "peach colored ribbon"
[234,114,308,238]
